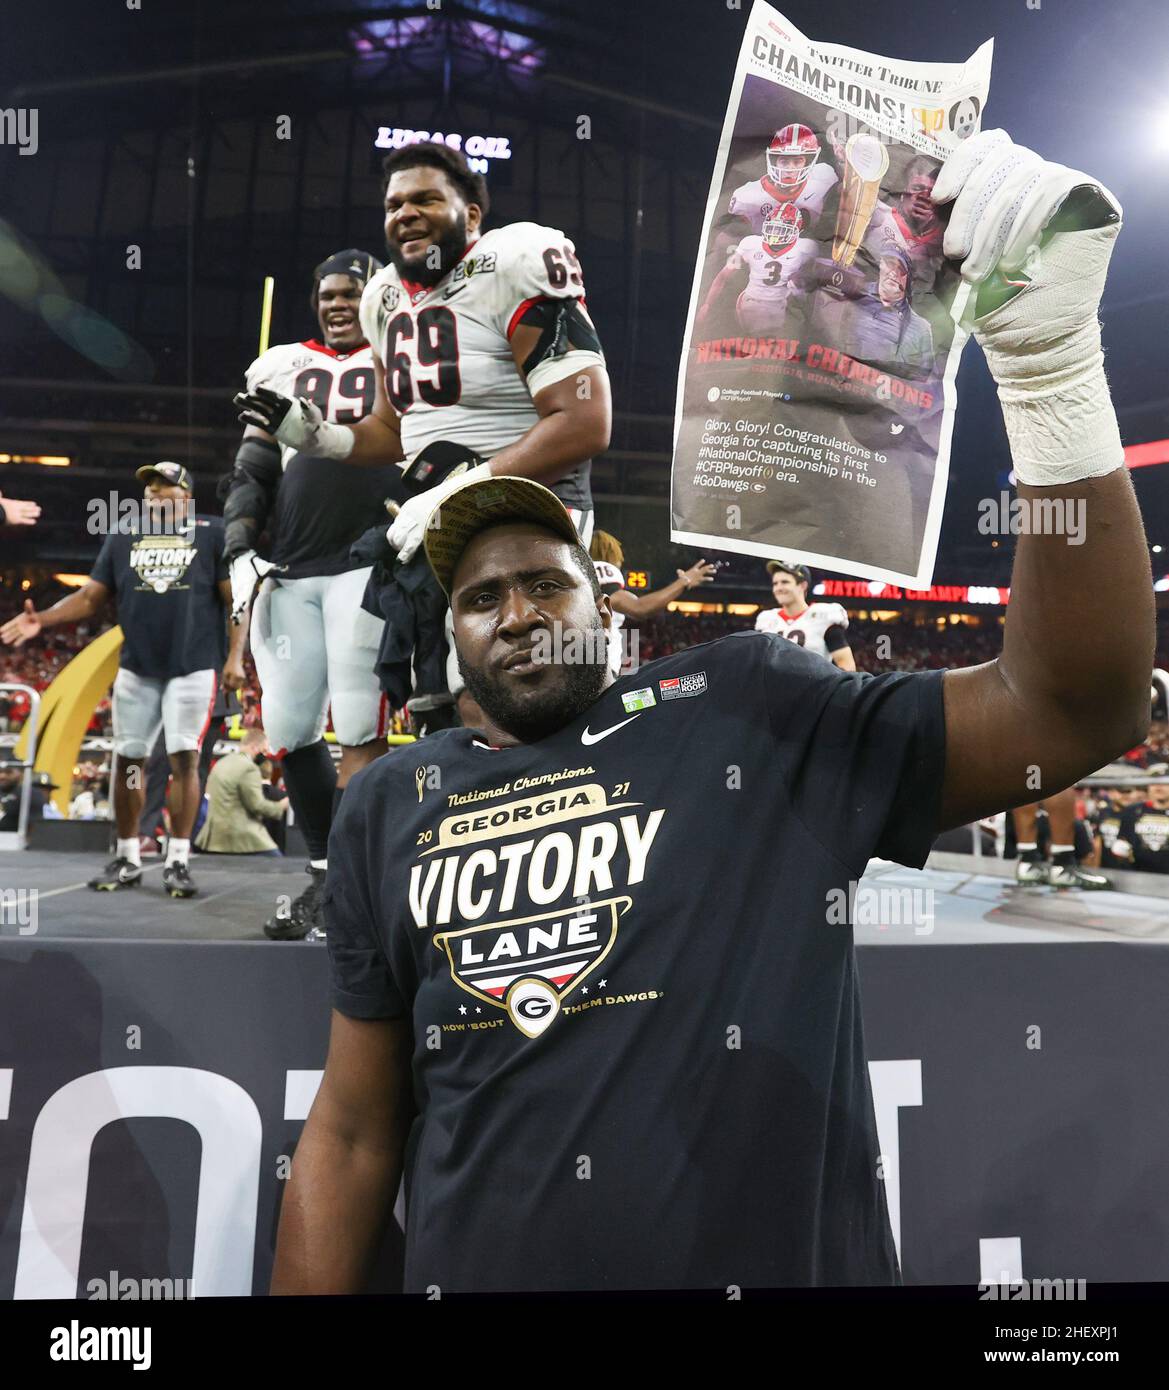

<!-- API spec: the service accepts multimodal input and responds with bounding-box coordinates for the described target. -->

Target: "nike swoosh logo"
[442,286,466,300]
[581,713,642,745]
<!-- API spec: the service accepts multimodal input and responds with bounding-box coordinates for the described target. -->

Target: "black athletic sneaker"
[263,866,325,941]
[290,866,326,932]
[88,857,143,891]
[162,861,197,898]
[263,905,307,941]
[1015,850,1048,886]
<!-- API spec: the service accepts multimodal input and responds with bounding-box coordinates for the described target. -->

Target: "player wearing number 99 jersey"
[225,248,404,941]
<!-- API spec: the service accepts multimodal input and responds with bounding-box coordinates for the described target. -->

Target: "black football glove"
[233,385,295,434]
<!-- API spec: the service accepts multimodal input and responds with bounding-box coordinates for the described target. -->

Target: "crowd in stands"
[1118,719,1169,770]
[4,603,1167,734]
[0,621,113,731]
[5,600,1169,820]
[5,389,174,426]
[633,610,1007,672]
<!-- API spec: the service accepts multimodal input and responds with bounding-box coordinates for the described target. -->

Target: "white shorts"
[447,506,595,696]
[250,566,388,755]
[736,291,791,336]
[112,667,218,759]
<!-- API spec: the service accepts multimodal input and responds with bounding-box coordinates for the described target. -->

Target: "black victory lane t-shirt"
[90,516,228,679]
[1116,800,1169,873]
[325,631,947,1292]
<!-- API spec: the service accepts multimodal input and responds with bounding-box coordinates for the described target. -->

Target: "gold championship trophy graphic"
[832,132,890,267]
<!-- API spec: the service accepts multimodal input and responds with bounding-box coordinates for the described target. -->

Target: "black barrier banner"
[671,0,993,586]
[0,941,403,1299]
[5,938,1169,1297]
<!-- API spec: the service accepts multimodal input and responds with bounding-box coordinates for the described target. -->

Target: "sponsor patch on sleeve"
[621,687,656,713]
[658,672,707,701]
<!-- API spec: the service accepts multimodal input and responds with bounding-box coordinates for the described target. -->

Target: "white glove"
[229,550,279,623]
[387,463,493,565]
[933,129,1124,485]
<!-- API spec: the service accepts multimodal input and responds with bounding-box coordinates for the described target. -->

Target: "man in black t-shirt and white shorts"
[1,462,243,898]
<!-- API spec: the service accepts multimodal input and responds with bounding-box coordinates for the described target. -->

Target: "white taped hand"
[278,397,355,459]
[229,551,278,623]
[933,130,1124,482]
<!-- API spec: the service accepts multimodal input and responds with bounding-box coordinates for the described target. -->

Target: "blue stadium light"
[349,1,545,71]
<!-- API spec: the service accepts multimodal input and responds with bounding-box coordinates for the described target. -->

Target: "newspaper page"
[671,1,994,586]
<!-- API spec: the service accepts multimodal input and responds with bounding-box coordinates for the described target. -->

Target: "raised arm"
[935,133,1152,828]
[0,580,110,648]
[610,559,718,618]
[271,1010,414,1294]
[942,472,1150,825]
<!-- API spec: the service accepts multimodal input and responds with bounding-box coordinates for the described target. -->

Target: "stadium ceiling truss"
[1,10,716,514]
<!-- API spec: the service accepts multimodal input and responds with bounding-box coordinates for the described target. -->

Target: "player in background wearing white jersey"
[588,530,717,676]
[235,141,612,729]
[754,560,856,670]
[225,249,400,941]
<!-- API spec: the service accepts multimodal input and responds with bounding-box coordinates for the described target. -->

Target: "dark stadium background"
[2,0,1167,667]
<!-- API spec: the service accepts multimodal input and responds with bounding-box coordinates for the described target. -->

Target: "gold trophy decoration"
[832,133,890,268]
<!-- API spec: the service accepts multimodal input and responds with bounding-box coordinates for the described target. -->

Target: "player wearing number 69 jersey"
[359,216,603,531]
[225,248,404,941]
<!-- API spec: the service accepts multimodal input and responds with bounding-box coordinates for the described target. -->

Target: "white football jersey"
[729,166,837,229]
[593,559,626,676]
[755,602,850,662]
[735,235,817,333]
[245,339,375,468]
[728,168,905,264]
[359,222,600,463]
